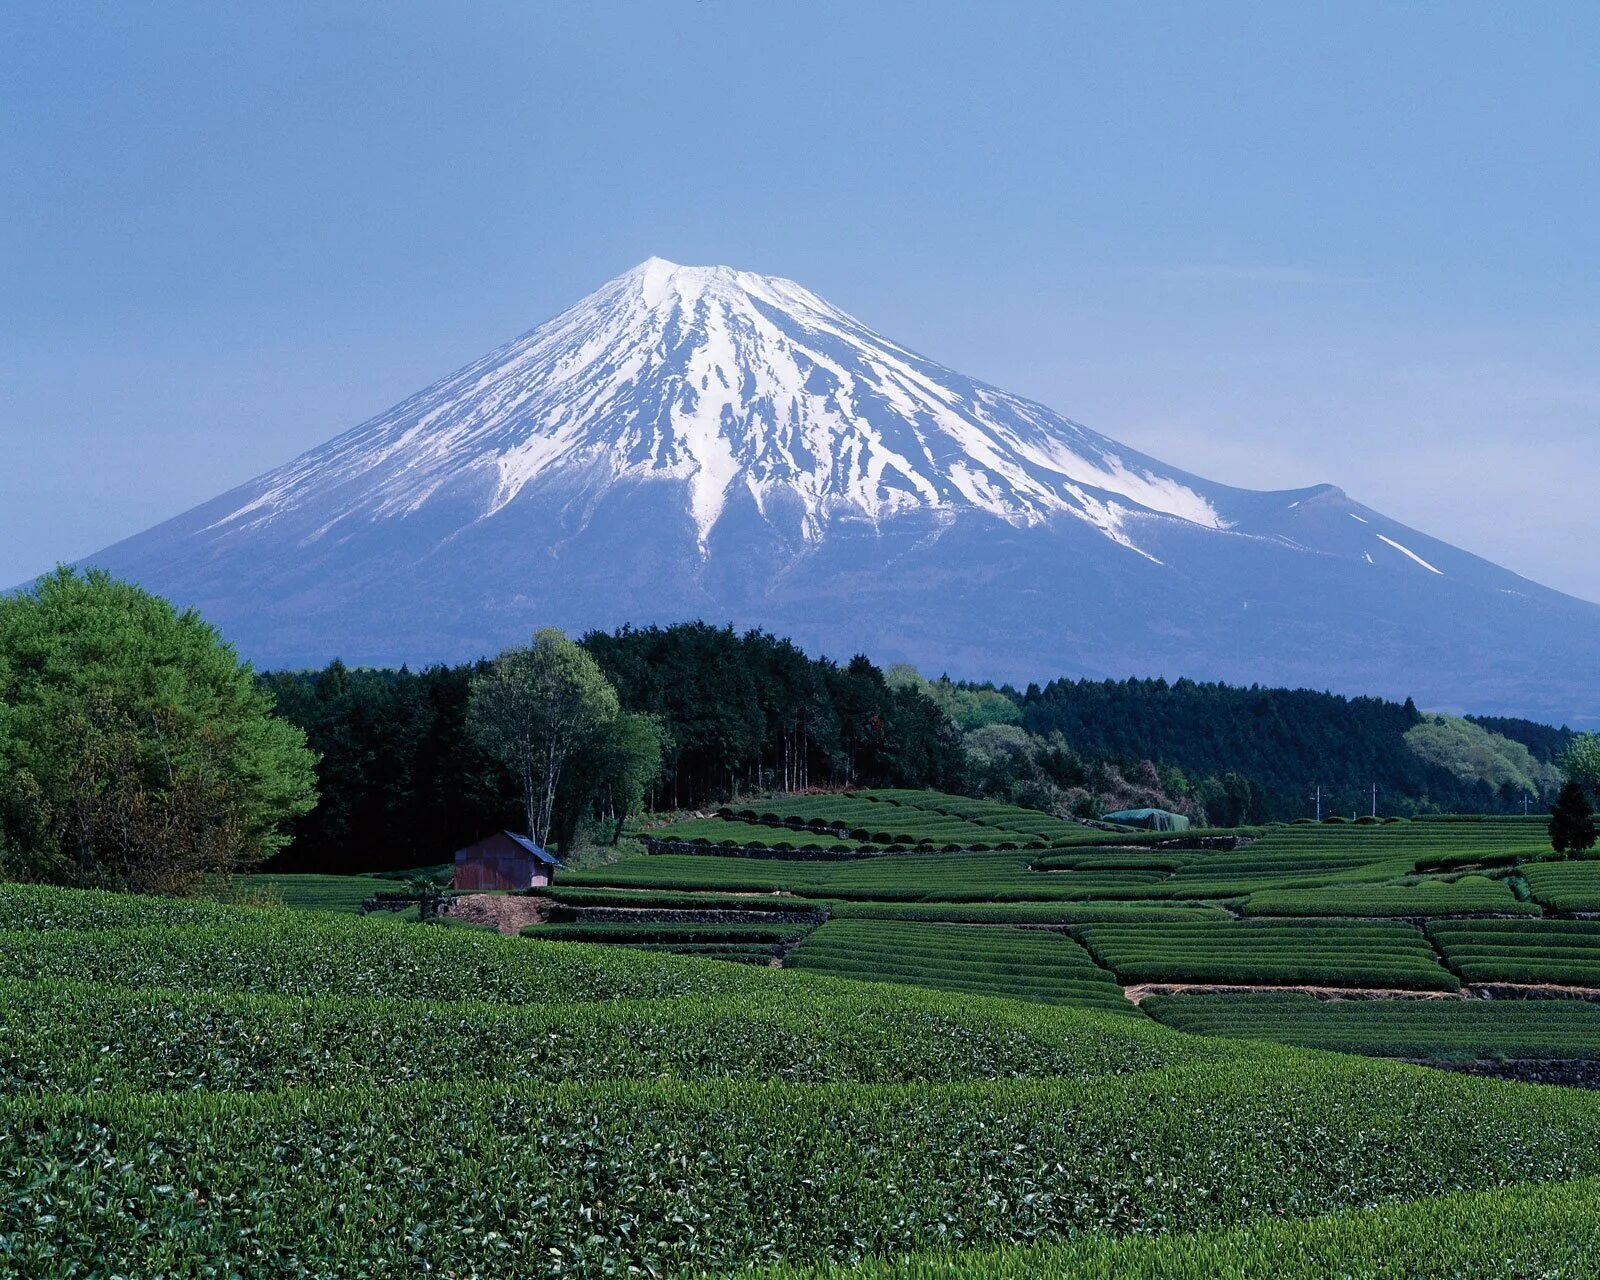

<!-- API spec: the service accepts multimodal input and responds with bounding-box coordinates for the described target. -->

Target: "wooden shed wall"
[454,853,550,891]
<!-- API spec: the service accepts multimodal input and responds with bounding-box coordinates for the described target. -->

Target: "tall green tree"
[0,568,317,893]
[554,711,666,848]
[469,628,619,848]
[1560,733,1600,796]
[1550,781,1598,856]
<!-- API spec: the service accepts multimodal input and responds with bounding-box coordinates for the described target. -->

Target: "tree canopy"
[469,629,622,849]
[0,568,317,893]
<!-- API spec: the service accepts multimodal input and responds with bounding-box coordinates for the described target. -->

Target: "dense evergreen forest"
[259,624,1574,873]
[260,625,966,873]
[1016,678,1571,820]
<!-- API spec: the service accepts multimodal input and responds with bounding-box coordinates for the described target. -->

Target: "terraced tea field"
[564,802,1600,1063]
[15,803,1600,1274]
[1427,918,1600,988]
[12,877,1600,1275]
[1144,991,1600,1060]
[785,919,1134,1012]
[1522,858,1600,912]
[1074,918,1460,990]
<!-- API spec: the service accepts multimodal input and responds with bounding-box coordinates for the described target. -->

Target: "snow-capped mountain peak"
[71,258,1600,721]
[210,258,1226,553]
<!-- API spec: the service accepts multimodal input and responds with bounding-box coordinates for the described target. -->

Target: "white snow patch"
[202,257,1234,558]
[1376,534,1443,575]
[1348,513,1369,524]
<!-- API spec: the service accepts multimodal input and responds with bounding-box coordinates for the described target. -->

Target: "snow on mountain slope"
[64,258,1600,723]
[206,258,1226,557]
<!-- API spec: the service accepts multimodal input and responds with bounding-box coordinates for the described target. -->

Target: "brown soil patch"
[447,893,551,935]
[1468,982,1600,1000]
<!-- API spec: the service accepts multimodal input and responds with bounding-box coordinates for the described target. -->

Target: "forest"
[257,622,1575,874]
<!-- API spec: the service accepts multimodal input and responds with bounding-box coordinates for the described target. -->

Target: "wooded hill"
[259,624,1573,873]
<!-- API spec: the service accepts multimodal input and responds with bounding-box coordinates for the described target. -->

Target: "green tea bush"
[1076,919,1458,990]
[788,919,1133,1012]
[0,975,1225,1095]
[1427,919,1600,987]
[751,1176,1600,1279]
[1241,874,1537,918]
[0,881,246,931]
[0,917,773,1004]
[1145,990,1600,1060]
[520,920,817,945]
[6,1059,1600,1277]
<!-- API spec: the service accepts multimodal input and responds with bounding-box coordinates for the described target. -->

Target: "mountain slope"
[72,258,1600,722]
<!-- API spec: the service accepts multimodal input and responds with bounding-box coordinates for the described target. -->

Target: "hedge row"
[828,902,1228,924]
[529,887,832,914]
[1075,920,1460,991]
[0,975,1219,1095]
[0,918,773,1005]
[1241,874,1538,919]
[751,1176,1600,1279]
[6,1059,1600,1277]
[1428,919,1600,988]
[787,920,1133,1013]
[1144,990,1600,1060]
[520,921,818,945]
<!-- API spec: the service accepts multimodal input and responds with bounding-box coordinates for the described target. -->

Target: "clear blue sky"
[4,2,1597,598]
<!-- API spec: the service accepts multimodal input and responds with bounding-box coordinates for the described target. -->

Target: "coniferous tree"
[1551,781,1598,856]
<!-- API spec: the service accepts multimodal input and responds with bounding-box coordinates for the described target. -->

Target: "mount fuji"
[73,258,1600,722]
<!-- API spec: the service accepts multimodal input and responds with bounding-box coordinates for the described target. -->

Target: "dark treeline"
[262,625,964,873]
[1465,714,1576,765]
[260,627,1575,873]
[1016,677,1570,821]
[584,624,964,806]
[260,661,523,874]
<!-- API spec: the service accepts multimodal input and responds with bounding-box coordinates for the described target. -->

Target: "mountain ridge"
[60,258,1600,724]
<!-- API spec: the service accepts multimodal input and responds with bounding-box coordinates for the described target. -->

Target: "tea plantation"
[11,801,1600,1274]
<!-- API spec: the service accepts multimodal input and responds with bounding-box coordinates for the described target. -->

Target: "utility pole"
[1312,784,1322,822]
[1371,784,1378,820]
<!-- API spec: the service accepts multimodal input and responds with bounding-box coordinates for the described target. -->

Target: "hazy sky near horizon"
[4,3,1598,599]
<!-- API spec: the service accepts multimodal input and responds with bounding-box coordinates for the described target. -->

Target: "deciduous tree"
[0,568,317,893]
[469,629,619,848]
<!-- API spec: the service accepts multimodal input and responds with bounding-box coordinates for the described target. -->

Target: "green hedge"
[0,918,773,1005]
[0,975,1222,1095]
[0,881,245,931]
[1076,920,1459,991]
[520,921,817,945]
[1145,990,1600,1060]
[6,1060,1600,1277]
[749,1176,1600,1279]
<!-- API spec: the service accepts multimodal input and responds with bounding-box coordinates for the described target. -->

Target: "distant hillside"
[259,625,1570,873]
[1014,677,1565,821]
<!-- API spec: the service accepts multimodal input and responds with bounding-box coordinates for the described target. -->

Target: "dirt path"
[1469,981,1600,1000]
[447,893,551,935]
[1122,982,1463,1005]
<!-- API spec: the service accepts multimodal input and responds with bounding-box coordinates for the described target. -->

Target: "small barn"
[1102,808,1192,832]
[453,831,562,891]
